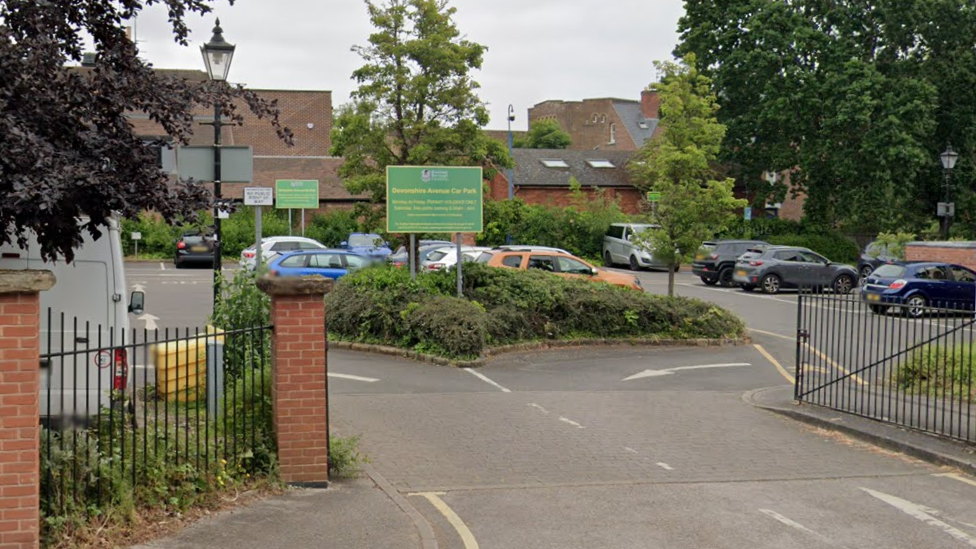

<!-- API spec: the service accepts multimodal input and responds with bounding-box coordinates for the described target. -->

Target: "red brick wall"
[905,243,976,270]
[0,292,40,549]
[267,293,329,485]
[486,174,642,215]
[529,98,638,151]
[640,89,660,119]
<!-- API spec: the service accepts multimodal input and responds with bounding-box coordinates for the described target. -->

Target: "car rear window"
[738,250,763,261]
[182,235,207,245]
[427,250,448,262]
[475,252,494,263]
[871,264,906,278]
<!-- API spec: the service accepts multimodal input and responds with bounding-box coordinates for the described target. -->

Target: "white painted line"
[624,447,639,454]
[748,328,795,341]
[527,403,549,415]
[861,488,976,547]
[559,417,584,429]
[410,492,480,549]
[754,344,794,384]
[462,368,511,393]
[328,373,380,383]
[622,363,751,381]
[656,462,674,471]
[159,262,165,270]
[759,509,847,547]
[935,472,976,488]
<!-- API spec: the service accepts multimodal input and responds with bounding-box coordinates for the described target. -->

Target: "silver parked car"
[732,246,858,295]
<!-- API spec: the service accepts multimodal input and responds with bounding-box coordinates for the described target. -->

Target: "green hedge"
[897,343,976,401]
[325,263,745,360]
[718,218,860,264]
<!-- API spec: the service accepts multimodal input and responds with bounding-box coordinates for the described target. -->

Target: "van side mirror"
[340,241,348,248]
[129,291,145,315]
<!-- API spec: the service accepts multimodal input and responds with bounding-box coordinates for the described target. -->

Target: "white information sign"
[244,187,274,207]
[131,232,142,241]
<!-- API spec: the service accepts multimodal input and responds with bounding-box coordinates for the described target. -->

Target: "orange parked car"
[480,249,643,291]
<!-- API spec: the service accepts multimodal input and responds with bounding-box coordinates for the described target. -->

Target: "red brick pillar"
[0,270,55,549]
[256,276,332,486]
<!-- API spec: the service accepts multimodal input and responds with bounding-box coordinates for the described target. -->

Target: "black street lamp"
[506,105,515,244]
[940,144,959,240]
[201,19,236,307]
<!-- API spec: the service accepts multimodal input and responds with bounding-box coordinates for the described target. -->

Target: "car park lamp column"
[940,144,958,240]
[506,104,515,245]
[201,19,235,309]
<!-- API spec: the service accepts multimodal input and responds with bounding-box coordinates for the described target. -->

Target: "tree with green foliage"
[629,56,746,297]
[514,119,572,149]
[676,0,975,236]
[330,0,512,204]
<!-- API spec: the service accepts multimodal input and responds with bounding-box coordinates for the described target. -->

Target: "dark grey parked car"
[692,239,769,286]
[732,246,858,295]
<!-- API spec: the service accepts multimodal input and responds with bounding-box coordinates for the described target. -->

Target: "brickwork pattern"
[906,244,976,270]
[529,98,638,151]
[268,295,329,484]
[0,292,40,549]
[486,175,643,215]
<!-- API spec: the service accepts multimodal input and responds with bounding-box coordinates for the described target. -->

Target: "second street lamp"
[940,144,959,240]
[201,19,236,308]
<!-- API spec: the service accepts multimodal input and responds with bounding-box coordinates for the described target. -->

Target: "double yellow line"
[750,329,866,386]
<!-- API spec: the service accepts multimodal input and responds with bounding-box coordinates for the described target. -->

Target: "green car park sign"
[275,179,319,209]
[386,166,483,233]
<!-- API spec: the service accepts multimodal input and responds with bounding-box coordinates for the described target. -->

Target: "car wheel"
[174,256,183,269]
[761,274,781,294]
[904,295,927,318]
[604,252,613,268]
[702,276,718,286]
[741,284,756,292]
[718,267,734,287]
[869,304,889,315]
[859,265,873,279]
[629,255,640,271]
[832,274,855,294]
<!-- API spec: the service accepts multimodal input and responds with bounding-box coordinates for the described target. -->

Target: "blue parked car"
[341,233,392,260]
[268,249,371,280]
[860,262,976,317]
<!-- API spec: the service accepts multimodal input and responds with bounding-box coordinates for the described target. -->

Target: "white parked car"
[240,236,327,271]
[421,246,492,272]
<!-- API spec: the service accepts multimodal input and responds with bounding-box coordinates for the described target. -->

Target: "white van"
[603,223,672,271]
[0,217,144,426]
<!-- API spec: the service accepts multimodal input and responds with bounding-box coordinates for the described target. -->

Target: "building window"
[609,123,616,144]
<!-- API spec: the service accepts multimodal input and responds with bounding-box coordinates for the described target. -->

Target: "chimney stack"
[640,88,660,119]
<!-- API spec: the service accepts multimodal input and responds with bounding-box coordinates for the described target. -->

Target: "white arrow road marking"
[622,363,751,381]
[131,283,146,292]
[527,403,549,415]
[861,488,976,547]
[759,509,850,548]
[656,462,674,471]
[327,373,379,383]
[137,313,159,331]
[409,492,480,549]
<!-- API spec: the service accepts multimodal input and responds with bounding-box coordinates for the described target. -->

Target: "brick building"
[527,89,661,152]
[488,149,643,214]
[126,68,366,211]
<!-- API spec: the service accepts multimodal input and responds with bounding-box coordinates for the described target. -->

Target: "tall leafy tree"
[331,0,511,203]
[514,119,572,149]
[629,57,746,297]
[0,0,291,261]
[676,0,973,235]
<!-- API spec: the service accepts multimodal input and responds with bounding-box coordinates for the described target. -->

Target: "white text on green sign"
[275,180,319,209]
[386,166,483,233]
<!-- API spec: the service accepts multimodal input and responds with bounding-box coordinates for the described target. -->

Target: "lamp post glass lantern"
[201,19,236,308]
[940,144,958,240]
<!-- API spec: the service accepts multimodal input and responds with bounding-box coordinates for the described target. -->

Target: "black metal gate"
[796,292,976,443]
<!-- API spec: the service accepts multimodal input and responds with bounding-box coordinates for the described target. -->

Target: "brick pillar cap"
[0,269,56,294]
[257,275,334,296]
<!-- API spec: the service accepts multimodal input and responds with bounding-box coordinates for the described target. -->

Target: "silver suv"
[732,245,858,294]
[602,223,671,271]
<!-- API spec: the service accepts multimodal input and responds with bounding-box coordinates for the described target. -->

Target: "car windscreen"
[349,234,380,247]
[871,264,906,278]
[475,252,493,263]
[426,250,449,262]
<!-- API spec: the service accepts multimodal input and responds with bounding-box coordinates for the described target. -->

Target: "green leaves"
[332,0,511,203]
[514,119,572,149]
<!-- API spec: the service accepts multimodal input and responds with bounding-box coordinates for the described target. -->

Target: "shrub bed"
[325,263,746,360]
[897,343,976,400]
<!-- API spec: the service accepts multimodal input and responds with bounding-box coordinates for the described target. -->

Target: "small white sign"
[244,187,274,206]
[131,232,142,241]
[94,350,112,369]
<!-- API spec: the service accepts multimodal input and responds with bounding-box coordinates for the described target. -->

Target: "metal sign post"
[456,233,462,298]
[131,231,142,257]
[244,187,274,268]
[409,234,417,281]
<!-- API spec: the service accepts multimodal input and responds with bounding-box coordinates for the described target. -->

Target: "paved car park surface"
[130,262,976,549]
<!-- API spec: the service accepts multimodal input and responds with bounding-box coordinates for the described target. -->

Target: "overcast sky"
[129,0,686,132]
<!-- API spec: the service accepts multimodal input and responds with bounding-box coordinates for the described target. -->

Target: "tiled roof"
[512,149,635,188]
[613,101,658,147]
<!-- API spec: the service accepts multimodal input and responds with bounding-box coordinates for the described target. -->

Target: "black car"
[174,230,216,268]
[858,240,899,278]
[692,240,769,286]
